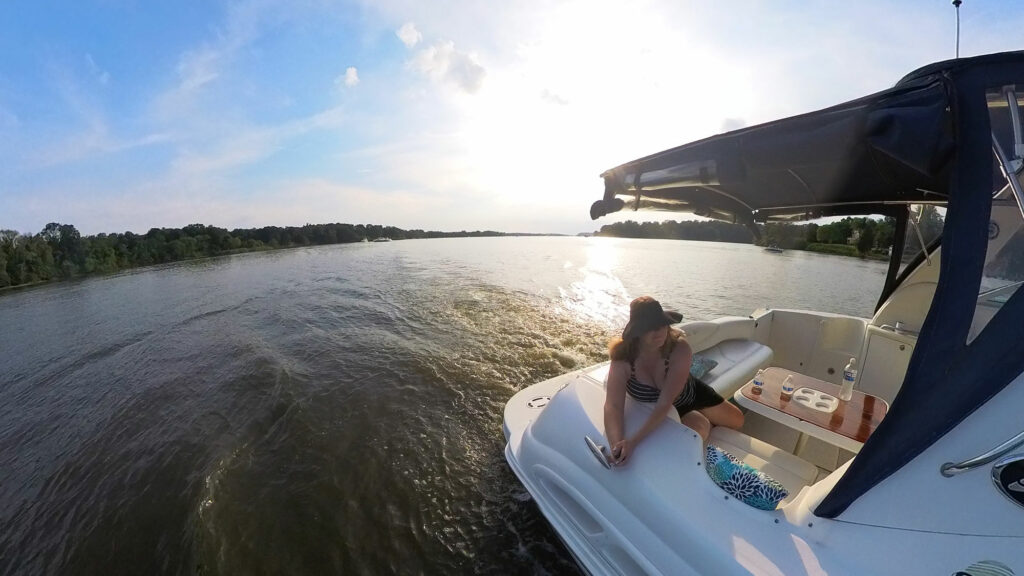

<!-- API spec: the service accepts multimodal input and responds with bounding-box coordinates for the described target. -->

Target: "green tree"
[856,223,876,256]
[816,219,854,244]
[804,223,819,244]
[874,217,895,252]
[83,234,118,274]
[40,222,85,277]
[25,236,56,281]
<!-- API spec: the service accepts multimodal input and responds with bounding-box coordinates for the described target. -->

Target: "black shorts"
[674,377,724,418]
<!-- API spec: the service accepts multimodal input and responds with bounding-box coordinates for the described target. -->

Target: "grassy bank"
[805,243,887,260]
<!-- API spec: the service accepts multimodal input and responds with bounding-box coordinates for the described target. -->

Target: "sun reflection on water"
[560,238,631,328]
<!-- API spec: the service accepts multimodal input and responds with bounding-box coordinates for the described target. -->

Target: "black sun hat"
[622,296,683,339]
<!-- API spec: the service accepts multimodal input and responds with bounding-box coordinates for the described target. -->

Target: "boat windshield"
[969,84,1024,342]
[890,85,1024,343]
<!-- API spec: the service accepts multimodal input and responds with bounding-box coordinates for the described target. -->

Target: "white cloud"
[85,54,110,85]
[396,22,422,48]
[339,66,360,87]
[412,41,486,93]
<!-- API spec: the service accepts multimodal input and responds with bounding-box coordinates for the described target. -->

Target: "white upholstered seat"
[698,339,774,398]
[708,426,819,503]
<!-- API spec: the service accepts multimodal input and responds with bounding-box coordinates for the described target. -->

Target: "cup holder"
[792,387,839,413]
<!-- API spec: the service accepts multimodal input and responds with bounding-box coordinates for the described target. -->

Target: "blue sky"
[1,1,1022,236]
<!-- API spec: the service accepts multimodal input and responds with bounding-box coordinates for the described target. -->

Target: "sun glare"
[455,0,756,216]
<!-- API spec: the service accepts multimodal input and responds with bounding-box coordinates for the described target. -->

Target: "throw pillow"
[690,354,719,380]
[705,445,788,510]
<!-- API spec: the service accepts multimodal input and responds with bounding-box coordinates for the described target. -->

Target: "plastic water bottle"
[781,375,795,397]
[752,369,765,395]
[840,357,857,401]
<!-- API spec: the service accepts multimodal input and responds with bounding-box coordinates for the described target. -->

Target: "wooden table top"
[739,367,888,445]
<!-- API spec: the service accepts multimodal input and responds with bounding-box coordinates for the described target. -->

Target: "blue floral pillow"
[690,354,719,380]
[705,445,788,510]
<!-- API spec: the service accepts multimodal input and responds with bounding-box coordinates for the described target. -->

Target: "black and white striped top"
[626,355,694,409]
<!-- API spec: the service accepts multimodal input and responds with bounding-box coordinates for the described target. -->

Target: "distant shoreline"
[803,242,888,261]
[594,218,893,262]
[1,226,888,296]
[592,232,889,260]
[0,222,565,295]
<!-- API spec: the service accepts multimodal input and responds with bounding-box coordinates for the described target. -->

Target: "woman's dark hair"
[608,327,685,362]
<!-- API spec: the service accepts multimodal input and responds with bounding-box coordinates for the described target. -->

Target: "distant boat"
[361,237,369,243]
[372,237,392,242]
[763,245,784,253]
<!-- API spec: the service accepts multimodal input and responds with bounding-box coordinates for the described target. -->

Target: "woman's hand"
[610,438,634,466]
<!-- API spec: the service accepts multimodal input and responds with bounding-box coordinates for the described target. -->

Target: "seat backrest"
[682,317,757,353]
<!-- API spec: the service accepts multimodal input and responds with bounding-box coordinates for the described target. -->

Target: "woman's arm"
[603,361,628,448]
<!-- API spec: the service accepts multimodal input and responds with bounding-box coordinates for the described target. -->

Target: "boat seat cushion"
[708,426,818,503]
[705,445,788,510]
[697,339,773,398]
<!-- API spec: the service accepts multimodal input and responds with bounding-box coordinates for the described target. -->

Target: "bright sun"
[455,0,755,215]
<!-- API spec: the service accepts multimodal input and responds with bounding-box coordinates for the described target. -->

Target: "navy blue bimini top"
[626,354,694,409]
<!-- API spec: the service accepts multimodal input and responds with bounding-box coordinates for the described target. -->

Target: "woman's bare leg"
[699,401,744,431]
[680,410,711,442]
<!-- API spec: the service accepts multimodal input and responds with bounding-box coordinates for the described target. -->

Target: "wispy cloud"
[175,47,222,94]
[169,105,346,177]
[152,0,280,120]
[25,128,173,169]
[85,54,109,85]
[19,63,170,168]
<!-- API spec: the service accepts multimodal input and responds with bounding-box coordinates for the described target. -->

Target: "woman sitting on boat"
[604,296,744,466]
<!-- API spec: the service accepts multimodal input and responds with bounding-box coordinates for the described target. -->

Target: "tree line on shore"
[595,211,945,259]
[0,222,513,289]
[760,218,899,258]
[594,220,755,243]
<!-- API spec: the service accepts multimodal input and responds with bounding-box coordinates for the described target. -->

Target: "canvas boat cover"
[592,53,1021,228]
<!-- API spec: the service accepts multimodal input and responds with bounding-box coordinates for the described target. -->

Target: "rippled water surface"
[0,237,886,575]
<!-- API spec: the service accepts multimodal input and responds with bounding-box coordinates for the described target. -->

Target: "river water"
[0,236,886,575]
